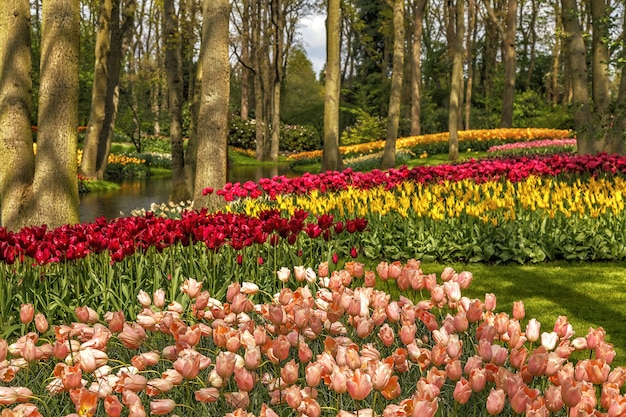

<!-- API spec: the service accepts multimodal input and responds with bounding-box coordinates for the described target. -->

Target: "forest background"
[2,0,626,231]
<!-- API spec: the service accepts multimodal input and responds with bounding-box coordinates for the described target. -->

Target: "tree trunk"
[163,0,190,202]
[464,0,476,129]
[194,0,230,210]
[561,0,593,154]
[381,0,405,170]
[81,0,135,180]
[81,0,114,180]
[0,0,36,231]
[500,0,516,127]
[34,0,81,227]
[252,0,268,161]
[410,0,427,136]
[240,0,251,120]
[269,0,284,163]
[322,0,344,171]
[448,0,464,161]
[483,0,516,127]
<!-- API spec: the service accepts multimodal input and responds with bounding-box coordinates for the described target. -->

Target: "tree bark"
[81,0,135,180]
[34,0,81,227]
[81,0,114,180]
[194,0,230,210]
[410,0,427,136]
[0,0,36,231]
[381,0,405,170]
[464,0,476,129]
[163,0,190,202]
[322,0,344,171]
[448,0,464,161]
[483,0,516,127]
[500,0,516,127]
[269,0,284,163]
[561,0,593,154]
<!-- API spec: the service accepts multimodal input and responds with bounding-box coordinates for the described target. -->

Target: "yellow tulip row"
[229,175,625,225]
[76,149,145,166]
[287,128,572,161]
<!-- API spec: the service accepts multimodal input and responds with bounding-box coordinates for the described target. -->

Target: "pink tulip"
[152,288,165,308]
[215,351,237,379]
[173,351,201,380]
[195,387,220,403]
[305,363,323,387]
[378,324,395,347]
[234,367,255,392]
[284,385,303,409]
[137,290,151,308]
[281,359,299,386]
[545,384,564,412]
[0,387,18,405]
[486,388,506,415]
[328,365,348,393]
[146,378,174,396]
[19,304,34,325]
[104,394,123,417]
[75,306,99,324]
[484,293,497,311]
[411,398,438,417]
[149,399,175,415]
[445,359,463,381]
[513,300,525,320]
[524,319,540,343]
[541,332,559,351]
[180,278,203,299]
[469,368,487,392]
[347,369,373,400]
[551,315,570,337]
[34,313,48,333]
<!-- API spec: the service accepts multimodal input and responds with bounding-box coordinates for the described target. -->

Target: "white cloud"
[298,14,326,76]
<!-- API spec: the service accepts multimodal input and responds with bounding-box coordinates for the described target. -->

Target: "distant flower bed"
[287,128,571,164]
[488,138,577,156]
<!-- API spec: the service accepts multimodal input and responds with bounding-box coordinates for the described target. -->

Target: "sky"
[298,14,326,76]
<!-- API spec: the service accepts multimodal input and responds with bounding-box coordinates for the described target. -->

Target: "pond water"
[79,164,294,223]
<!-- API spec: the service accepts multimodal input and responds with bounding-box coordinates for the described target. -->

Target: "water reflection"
[79,164,294,223]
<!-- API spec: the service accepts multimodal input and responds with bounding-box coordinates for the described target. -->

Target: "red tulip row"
[0,209,367,266]
[206,153,626,202]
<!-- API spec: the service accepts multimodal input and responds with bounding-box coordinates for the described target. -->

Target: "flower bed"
[1,260,625,417]
[487,139,577,156]
[287,128,571,165]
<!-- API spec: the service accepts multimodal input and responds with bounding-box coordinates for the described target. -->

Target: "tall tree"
[381,0,405,169]
[483,0,517,127]
[561,0,623,154]
[448,0,464,160]
[0,0,36,230]
[194,0,230,209]
[80,0,136,180]
[163,0,190,202]
[0,0,80,230]
[410,0,427,136]
[322,0,344,171]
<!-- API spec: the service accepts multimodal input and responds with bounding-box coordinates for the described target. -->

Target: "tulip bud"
[20,304,34,325]
[34,313,49,333]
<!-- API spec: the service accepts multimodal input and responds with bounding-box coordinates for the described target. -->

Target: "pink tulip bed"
[1,261,625,416]
[487,139,577,156]
[2,151,626,416]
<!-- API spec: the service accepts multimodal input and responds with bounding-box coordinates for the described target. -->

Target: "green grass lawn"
[419,261,626,366]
